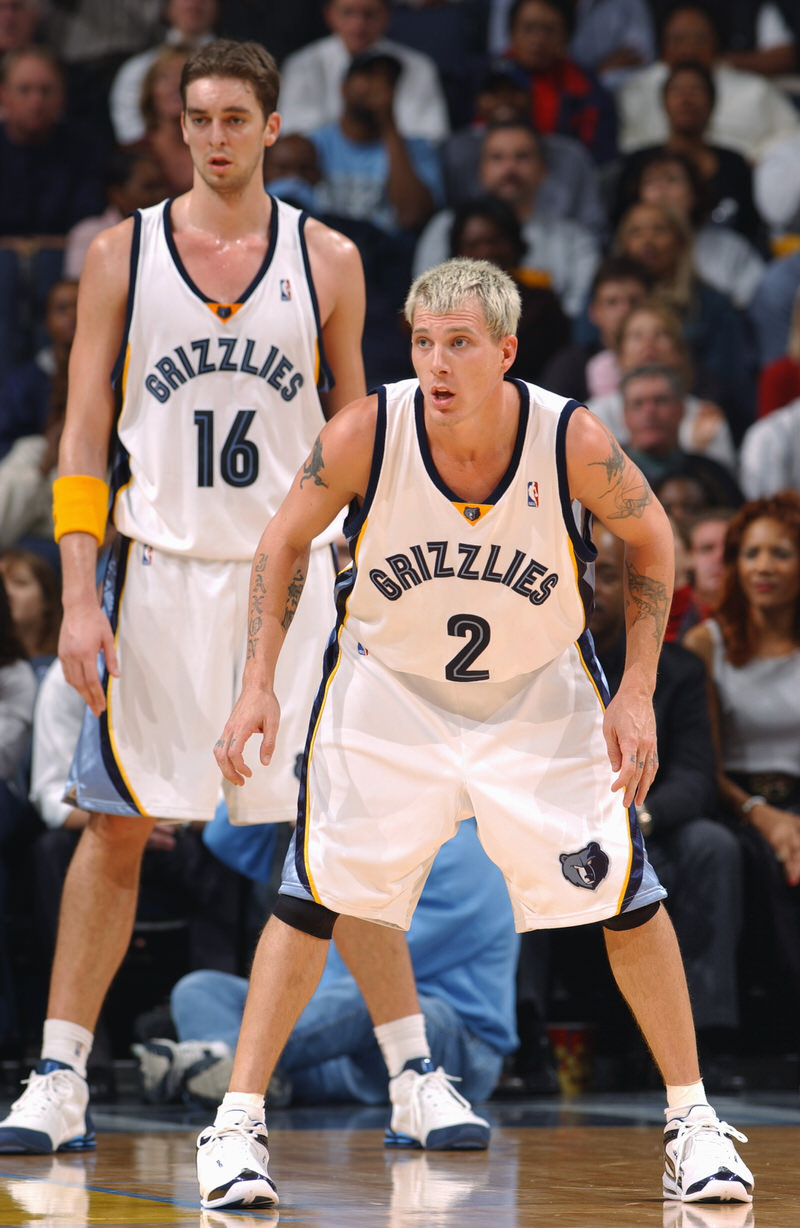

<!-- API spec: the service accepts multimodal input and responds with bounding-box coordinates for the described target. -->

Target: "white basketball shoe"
[0,1060,95,1154]
[663,1105,753,1203]
[197,1107,279,1210]
[386,1058,491,1150]
[132,1038,234,1106]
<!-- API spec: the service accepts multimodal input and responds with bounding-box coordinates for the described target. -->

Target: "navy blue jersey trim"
[576,627,645,914]
[556,400,597,564]
[576,628,609,706]
[298,210,334,397]
[294,561,354,890]
[98,536,139,811]
[343,387,387,541]
[162,197,278,305]
[413,378,529,504]
[110,209,141,389]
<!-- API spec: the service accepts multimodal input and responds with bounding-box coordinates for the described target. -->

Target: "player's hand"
[214,687,281,786]
[603,680,659,809]
[58,600,119,717]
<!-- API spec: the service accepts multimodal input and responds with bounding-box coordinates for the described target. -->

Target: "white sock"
[216,1091,265,1125]
[374,1014,430,1078]
[41,1019,93,1080]
[665,1080,710,1118]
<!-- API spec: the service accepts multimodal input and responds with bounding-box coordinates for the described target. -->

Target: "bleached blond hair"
[404,258,521,342]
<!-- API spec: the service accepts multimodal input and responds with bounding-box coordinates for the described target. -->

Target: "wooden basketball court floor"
[0,1092,797,1228]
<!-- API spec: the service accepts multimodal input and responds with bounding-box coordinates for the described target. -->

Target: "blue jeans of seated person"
[171,968,503,1106]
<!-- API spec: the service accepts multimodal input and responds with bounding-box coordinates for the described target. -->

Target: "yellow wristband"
[52,474,110,546]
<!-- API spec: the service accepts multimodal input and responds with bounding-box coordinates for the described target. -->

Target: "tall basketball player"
[0,42,485,1159]
[205,258,754,1210]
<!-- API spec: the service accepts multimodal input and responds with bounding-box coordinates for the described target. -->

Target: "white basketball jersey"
[340,378,596,682]
[111,197,331,559]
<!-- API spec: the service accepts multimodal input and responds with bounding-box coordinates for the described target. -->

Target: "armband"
[52,474,110,547]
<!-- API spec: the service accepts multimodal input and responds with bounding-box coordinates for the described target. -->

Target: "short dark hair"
[663,58,716,106]
[481,117,542,156]
[508,0,574,39]
[658,3,722,49]
[345,50,402,84]
[449,194,526,264]
[621,362,685,400]
[180,39,280,120]
[1,43,63,86]
[590,255,652,299]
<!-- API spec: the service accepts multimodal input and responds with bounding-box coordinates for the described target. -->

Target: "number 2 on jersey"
[445,614,491,682]
[194,409,259,487]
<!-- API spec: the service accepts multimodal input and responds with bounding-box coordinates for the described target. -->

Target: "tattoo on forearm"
[625,561,668,645]
[246,553,267,660]
[299,436,328,489]
[281,566,306,631]
[589,438,652,520]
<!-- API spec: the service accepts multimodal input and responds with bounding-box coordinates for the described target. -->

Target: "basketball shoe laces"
[406,1068,473,1131]
[11,1067,77,1115]
[199,1117,269,1156]
[669,1117,748,1178]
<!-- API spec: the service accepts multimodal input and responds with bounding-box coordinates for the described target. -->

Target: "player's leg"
[334,915,491,1151]
[604,903,753,1203]
[0,811,157,1154]
[196,911,332,1211]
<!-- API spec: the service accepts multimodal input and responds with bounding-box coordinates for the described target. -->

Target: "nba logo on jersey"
[142,545,153,565]
[357,642,369,656]
[280,278,292,301]
[527,480,540,508]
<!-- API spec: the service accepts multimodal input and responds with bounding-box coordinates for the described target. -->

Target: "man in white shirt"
[413,118,599,317]
[277,0,449,142]
[740,398,800,498]
[617,3,800,160]
[109,0,218,145]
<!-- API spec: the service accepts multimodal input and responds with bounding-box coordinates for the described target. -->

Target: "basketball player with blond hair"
[0,41,485,1160]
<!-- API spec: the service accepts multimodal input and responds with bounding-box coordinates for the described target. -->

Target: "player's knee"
[273,892,338,939]
[87,810,157,850]
[602,900,661,932]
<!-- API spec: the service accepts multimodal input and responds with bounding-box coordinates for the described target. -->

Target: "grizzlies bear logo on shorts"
[560,841,610,890]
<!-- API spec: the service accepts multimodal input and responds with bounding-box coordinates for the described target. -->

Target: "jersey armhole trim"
[299,210,334,393]
[343,387,386,540]
[110,209,141,390]
[556,399,597,564]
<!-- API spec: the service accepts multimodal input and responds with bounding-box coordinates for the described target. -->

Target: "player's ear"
[264,111,281,148]
[500,333,517,371]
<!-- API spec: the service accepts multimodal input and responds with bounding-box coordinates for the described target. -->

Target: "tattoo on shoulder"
[299,436,328,490]
[625,561,668,645]
[589,437,652,520]
[281,566,306,632]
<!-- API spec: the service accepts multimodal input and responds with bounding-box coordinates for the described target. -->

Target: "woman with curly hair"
[684,492,800,1040]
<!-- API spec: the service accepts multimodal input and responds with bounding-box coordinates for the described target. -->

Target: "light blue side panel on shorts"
[65,536,143,818]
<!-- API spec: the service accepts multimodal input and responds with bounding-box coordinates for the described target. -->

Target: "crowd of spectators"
[2,0,800,1103]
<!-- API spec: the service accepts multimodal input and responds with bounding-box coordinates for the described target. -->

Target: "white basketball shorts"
[280,625,665,931]
[67,535,337,823]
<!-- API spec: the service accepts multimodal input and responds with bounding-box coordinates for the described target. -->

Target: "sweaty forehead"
[184,75,259,111]
[412,301,489,334]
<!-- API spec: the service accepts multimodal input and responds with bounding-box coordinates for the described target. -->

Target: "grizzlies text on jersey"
[110,196,333,559]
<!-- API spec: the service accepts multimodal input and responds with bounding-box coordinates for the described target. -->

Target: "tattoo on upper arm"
[281,566,306,632]
[625,560,668,645]
[589,437,652,520]
[299,436,328,489]
[246,553,267,660]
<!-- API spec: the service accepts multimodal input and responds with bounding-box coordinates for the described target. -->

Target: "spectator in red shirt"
[500,0,618,163]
